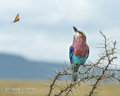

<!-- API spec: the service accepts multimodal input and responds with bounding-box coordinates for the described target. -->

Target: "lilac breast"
[73,36,89,57]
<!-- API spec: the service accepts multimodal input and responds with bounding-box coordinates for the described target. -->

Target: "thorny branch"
[88,31,117,96]
[47,32,120,96]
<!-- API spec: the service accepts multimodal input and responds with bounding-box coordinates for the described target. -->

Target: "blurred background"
[0,0,120,81]
[1,0,120,96]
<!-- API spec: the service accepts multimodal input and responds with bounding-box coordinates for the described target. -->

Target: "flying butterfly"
[12,13,20,23]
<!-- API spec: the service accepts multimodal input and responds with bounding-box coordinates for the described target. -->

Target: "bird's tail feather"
[72,64,79,81]
[72,74,77,81]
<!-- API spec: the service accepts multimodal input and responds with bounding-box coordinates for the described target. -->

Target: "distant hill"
[1,53,112,81]
[0,53,65,80]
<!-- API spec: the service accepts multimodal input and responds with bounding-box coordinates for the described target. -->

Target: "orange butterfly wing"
[14,14,19,22]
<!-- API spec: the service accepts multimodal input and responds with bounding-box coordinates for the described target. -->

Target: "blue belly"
[71,55,88,65]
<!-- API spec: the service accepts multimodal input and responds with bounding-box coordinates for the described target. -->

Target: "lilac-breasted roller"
[69,26,89,81]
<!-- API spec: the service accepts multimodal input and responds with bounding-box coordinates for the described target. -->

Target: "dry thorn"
[47,32,120,96]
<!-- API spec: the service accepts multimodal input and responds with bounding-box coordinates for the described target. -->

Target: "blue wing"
[69,46,74,64]
[87,48,90,58]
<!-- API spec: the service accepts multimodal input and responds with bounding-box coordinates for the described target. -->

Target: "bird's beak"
[73,26,78,32]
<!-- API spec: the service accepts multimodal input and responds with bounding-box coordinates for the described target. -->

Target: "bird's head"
[73,26,86,41]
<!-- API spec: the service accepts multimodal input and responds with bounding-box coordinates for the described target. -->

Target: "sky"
[0,0,120,65]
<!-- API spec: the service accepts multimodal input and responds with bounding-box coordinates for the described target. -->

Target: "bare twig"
[47,32,120,96]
